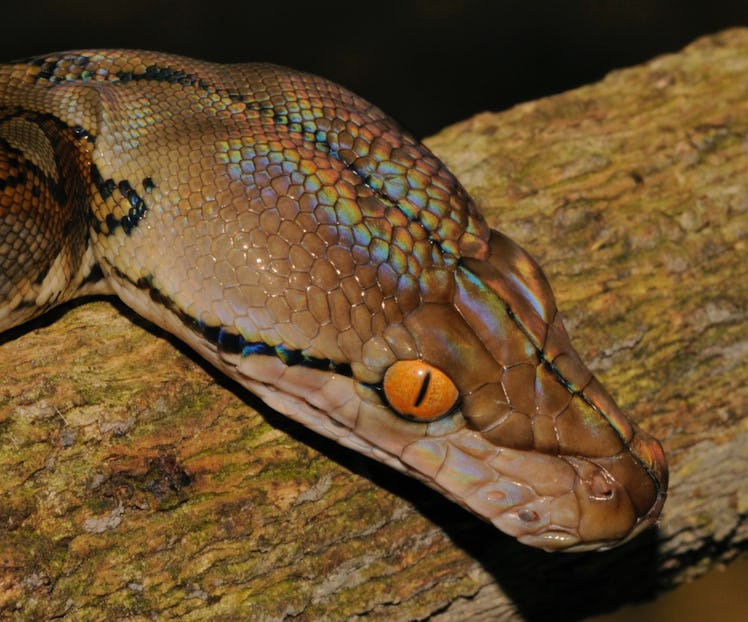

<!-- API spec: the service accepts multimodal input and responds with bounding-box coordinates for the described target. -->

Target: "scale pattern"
[0,50,667,551]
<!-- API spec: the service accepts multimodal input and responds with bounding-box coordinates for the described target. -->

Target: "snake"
[0,49,667,552]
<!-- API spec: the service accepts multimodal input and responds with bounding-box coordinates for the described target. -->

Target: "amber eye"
[382,360,459,421]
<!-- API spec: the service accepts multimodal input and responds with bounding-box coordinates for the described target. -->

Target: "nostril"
[591,473,615,500]
[518,509,540,523]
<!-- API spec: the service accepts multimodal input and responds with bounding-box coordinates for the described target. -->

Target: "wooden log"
[1,28,747,620]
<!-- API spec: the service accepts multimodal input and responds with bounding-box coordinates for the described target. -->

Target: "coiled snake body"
[0,50,667,551]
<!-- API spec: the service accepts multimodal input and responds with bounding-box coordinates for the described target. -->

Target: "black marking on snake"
[112,61,238,104]
[111,267,354,377]
[29,53,211,92]
[116,65,212,91]
[33,266,49,285]
[27,53,272,136]
[90,164,115,199]
[80,263,105,286]
[0,167,26,191]
[90,164,149,236]
[34,58,60,82]
[194,319,353,375]
[0,107,99,209]
[0,136,65,205]
[72,125,93,142]
[34,54,94,83]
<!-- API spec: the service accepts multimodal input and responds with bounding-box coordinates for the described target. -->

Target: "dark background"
[3,1,748,137]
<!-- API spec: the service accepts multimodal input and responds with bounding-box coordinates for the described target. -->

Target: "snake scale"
[0,50,667,552]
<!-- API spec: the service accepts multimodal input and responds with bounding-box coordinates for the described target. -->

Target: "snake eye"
[383,360,459,421]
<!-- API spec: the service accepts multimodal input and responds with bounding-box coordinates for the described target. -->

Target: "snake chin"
[517,530,582,552]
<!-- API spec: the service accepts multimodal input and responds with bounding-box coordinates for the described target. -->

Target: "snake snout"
[629,426,669,504]
[625,427,669,533]
[558,426,667,551]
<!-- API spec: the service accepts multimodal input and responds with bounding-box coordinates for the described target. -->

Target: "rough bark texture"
[1,28,747,621]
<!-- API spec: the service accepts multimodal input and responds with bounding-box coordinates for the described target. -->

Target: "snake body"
[0,50,667,551]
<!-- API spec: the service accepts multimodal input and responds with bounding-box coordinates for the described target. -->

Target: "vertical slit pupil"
[413,371,431,408]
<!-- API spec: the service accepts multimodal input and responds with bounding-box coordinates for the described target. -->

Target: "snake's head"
[0,50,666,554]
[365,231,668,552]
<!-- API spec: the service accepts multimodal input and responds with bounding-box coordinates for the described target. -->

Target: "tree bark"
[1,28,747,621]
